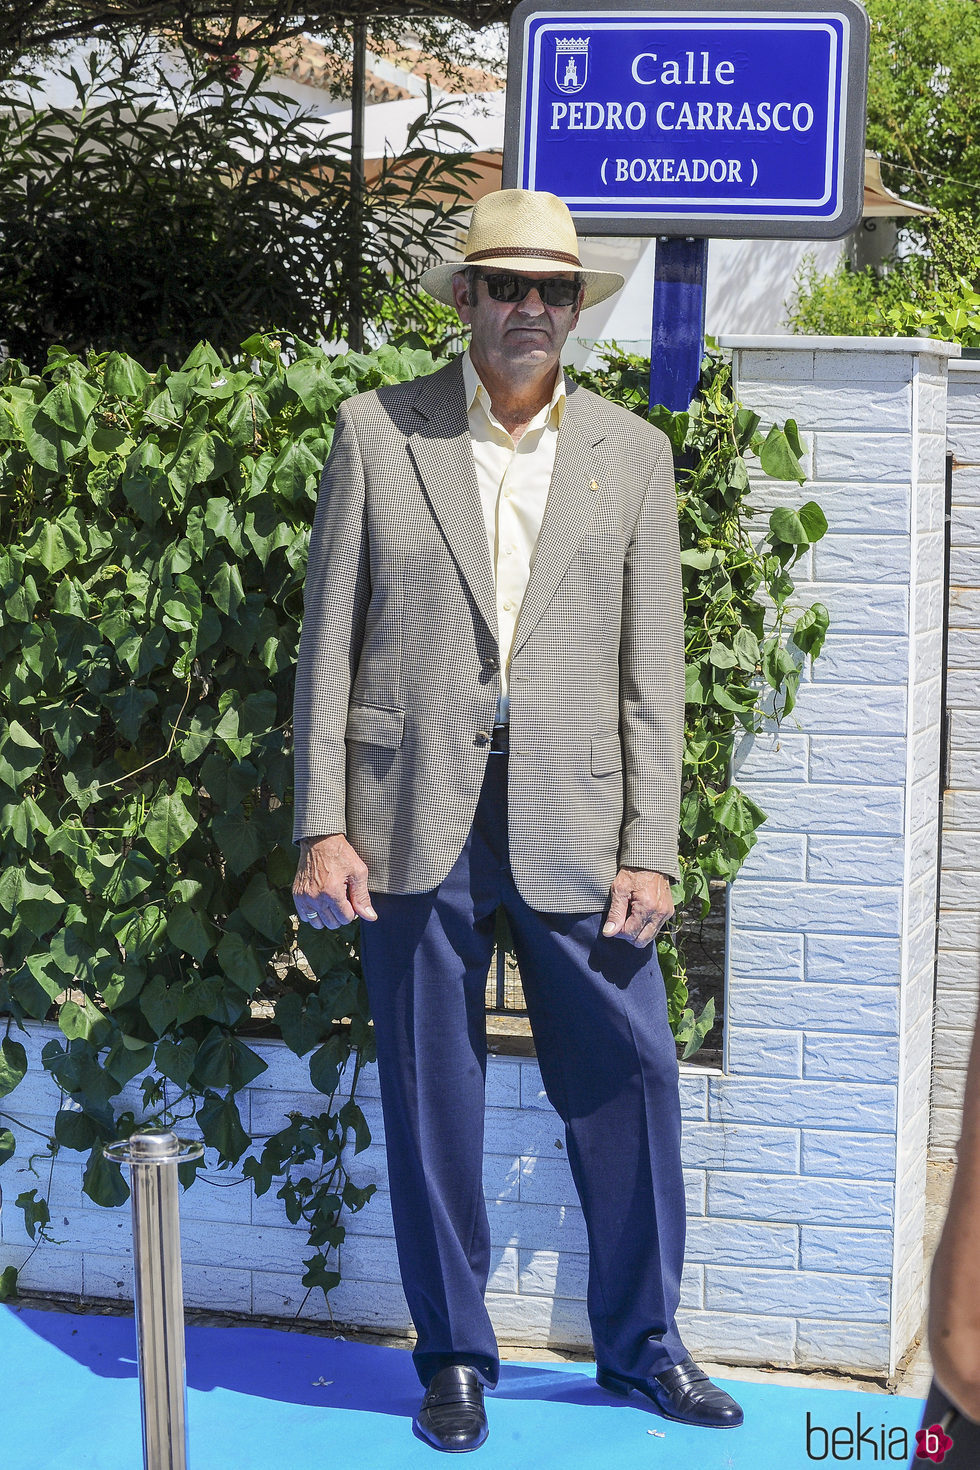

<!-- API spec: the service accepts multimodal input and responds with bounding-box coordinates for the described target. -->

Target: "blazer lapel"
[406,358,499,642]
[510,384,608,662]
[405,362,609,662]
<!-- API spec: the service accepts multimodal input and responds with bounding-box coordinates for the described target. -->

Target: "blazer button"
[475,730,492,745]
[484,655,499,672]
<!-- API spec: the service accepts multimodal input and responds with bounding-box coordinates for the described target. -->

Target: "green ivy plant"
[0,332,826,1305]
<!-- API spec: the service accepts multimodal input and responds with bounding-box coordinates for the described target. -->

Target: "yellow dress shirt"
[461,348,567,725]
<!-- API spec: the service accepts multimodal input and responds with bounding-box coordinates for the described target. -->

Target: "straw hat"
[418,190,624,309]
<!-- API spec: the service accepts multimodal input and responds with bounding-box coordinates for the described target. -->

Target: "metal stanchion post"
[104,1128,204,1470]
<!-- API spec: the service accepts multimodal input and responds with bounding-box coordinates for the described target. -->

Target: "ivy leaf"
[58,998,113,1048]
[271,440,323,504]
[92,852,156,905]
[167,902,218,962]
[47,703,99,760]
[101,960,147,1011]
[213,807,271,874]
[18,876,67,934]
[166,403,234,497]
[139,975,183,1037]
[769,505,816,552]
[338,1098,371,1154]
[192,1030,268,1091]
[684,661,708,705]
[54,1107,101,1152]
[83,1143,131,1208]
[214,690,277,760]
[0,720,44,790]
[216,931,267,993]
[284,357,342,415]
[0,793,51,850]
[207,561,246,616]
[676,997,717,1061]
[161,574,203,635]
[310,1034,347,1095]
[144,779,197,857]
[0,1127,15,1164]
[242,1153,275,1196]
[238,873,288,943]
[733,406,760,449]
[791,601,831,658]
[15,1187,51,1240]
[199,754,260,809]
[154,1037,198,1087]
[761,640,800,690]
[758,423,806,485]
[102,685,158,743]
[104,1034,155,1087]
[38,374,102,440]
[301,1255,341,1295]
[22,520,75,574]
[0,1037,28,1097]
[198,1090,250,1164]
[0,1267,19,1301]
[732,628,761,671]
[103,350,151,398]
[708,642,739,669]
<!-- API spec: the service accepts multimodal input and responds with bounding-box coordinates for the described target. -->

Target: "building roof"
[863,153,934,219]
[239,31,504,105]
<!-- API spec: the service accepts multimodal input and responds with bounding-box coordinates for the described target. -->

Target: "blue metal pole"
[648,236,709,413]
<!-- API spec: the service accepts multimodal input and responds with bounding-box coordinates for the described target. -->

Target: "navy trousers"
[358,749,688,1389]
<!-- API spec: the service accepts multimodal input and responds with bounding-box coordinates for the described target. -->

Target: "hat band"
[465,245,583,268]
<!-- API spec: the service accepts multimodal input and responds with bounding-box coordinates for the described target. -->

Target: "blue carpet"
[0,1304,926,1469]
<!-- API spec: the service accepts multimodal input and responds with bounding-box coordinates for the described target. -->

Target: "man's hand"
[293,834,378,929]
[602,867,674,947]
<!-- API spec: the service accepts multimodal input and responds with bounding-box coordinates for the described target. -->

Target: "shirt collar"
[462,347,567,428]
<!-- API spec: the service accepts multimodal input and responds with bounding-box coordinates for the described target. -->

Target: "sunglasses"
[474,270,582,307]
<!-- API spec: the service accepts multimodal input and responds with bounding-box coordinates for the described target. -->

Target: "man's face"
[451,268,584,379]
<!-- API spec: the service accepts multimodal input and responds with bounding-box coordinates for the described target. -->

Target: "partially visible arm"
[617,435,685,884]
[292,402,371,845]
[929,995,980,1421]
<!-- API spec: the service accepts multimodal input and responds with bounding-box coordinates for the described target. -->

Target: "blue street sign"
[504,0,869,237]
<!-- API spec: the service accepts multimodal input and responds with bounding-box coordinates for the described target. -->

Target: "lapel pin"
[590,480,599,491]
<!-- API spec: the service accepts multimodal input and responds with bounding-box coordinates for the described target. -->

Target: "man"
[292,189,743,1452]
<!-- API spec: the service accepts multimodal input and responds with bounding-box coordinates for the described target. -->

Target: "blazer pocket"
[591,732,623,776]
[345,703,405,749]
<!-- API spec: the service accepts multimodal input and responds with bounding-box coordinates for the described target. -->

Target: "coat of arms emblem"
[554,37,590,94]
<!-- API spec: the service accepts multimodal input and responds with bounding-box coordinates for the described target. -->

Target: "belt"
[488,723,509,754]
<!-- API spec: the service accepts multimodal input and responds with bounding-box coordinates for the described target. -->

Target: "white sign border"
[521,17,844,212]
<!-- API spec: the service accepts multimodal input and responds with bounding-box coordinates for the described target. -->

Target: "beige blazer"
[293,356,685,912]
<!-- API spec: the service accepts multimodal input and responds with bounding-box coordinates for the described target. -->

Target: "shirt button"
[502,600,513,611]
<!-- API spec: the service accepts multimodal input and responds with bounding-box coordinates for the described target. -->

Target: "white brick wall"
[932,360,980,1154]
[0,338,959,1381]
[723,336,955,1377]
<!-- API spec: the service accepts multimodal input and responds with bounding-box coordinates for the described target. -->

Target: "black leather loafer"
[597,1355,744,1428]
[413,1364,489,1453]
